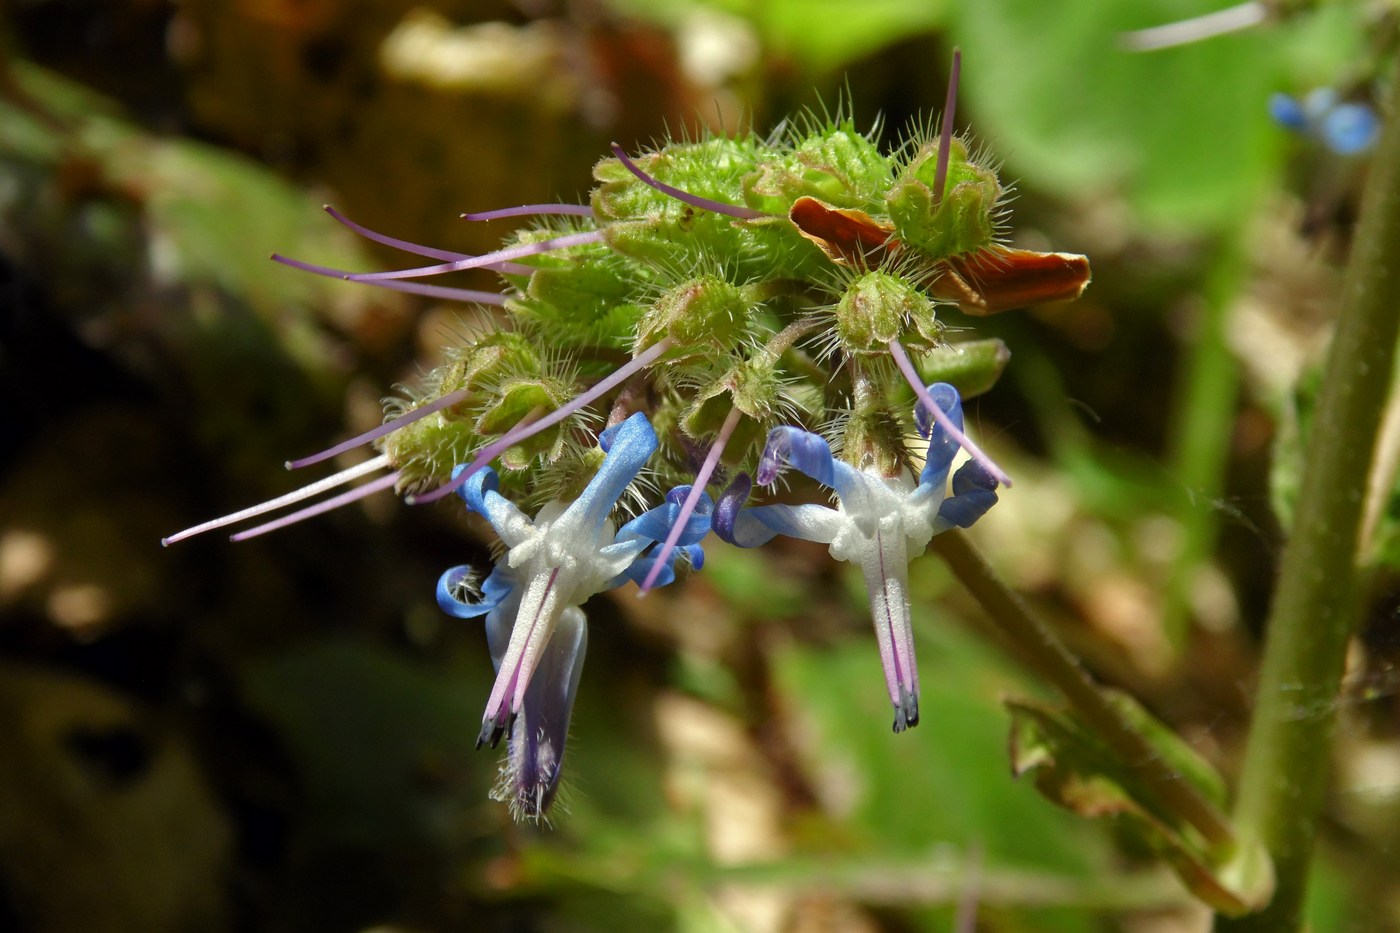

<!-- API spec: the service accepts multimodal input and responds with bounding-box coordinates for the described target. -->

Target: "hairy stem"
[1213,57,1400,933]
[932,531,1237,851]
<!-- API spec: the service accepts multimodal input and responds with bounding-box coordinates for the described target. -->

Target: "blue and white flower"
[715,383,997,732]
[436,411,710,820]
[1270,88,1379,156]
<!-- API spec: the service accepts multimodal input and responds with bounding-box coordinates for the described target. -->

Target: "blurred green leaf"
[243,638,490,847]
[611,0,948,73]
[769,598,1136,927]
[1007,692,1271,915]
[952,0,1297,231]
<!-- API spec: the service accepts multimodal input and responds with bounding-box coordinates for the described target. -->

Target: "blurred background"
[1,0,1397,930]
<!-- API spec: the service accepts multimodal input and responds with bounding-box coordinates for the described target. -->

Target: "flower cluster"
[163,56,1090,821]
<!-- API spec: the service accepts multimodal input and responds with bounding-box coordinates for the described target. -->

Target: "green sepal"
[475,380,562,436]
[836,406,904,476]
[914,338,1010,399]
[1006,692,1273,916]
[496,430,564,471]
[834,270,938,354]
[592,137,760,268]
[637,275,749,354]
[680,356,787,458]
[886,137,1001,260]
[433,332,540,401]
[507,242,648,351]
[743,124,891,213]
[381,415,482,490]
[593,138,832,282]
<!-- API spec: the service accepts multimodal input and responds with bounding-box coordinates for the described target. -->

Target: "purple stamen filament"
[269,255,510,304]
[345,230,603,283]
[229,470,401,542]
[638,405,743,594]
[286,386,473,470]
[461,204,595,221]
[326,205,479,262]
[608,143,770,221]
[407,338,676,505]
[161,454,391,546]
[310,206,536,274]
[887,338,1012,488]
[932,48,961,211]
[875,528,910,707]
[480,567,560,748]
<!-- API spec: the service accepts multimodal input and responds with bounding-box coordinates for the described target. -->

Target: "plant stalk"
[1213,60,1400,932]
[932,530,1237,852]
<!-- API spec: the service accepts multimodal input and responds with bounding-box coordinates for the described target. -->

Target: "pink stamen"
[345,230,603,283]
[271,254,509,303]
[479,567,560,748]
[877,528,918,707]
[161,455,390,546]
[638,405,742,594]
[361,279,508,304]
[407,338,675,505]
[322,204,536,276]
[229,471,401,541]
[285,387,474,470]
[462,204,595,221]
[324,205,473,262]
[608,143,770,220]
[932,48,961,211]
[863,528,919,731]
[887,338,1012,488]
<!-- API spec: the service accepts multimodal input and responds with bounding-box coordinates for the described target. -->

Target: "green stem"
[1213,60,1400,931]
[932,531,1236,852]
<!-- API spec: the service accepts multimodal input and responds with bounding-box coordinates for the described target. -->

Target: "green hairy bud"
[886,137,1002,259]
[834,270,942,354]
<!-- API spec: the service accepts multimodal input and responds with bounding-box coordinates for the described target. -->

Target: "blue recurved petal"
[575,412,658,531]
[460,465,532,540]
[459,463,498,513]
[934,461,1000,532]
[618,484,713,547]
[611,489,713,589]
[756,427,837,487]
[437,563,515,619]
[915,383,964,490]
[714,473,768,547]
[616,542,705,589]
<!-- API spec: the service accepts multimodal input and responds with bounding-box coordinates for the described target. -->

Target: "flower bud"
[637,275,749,354]
[838,406,905,476]
[743,125,891,213]
[917,338,1010,399]
[885,137,1001,259]
[834,270,941,354]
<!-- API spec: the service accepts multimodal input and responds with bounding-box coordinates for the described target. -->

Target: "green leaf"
[1006,692,1273,915]
[609,0,948,74]
[951,0,1292,232]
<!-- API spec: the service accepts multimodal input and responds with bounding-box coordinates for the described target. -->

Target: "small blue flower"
[715,383,997,733]
[1270,88,1379,156]
[436,411,710,820]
